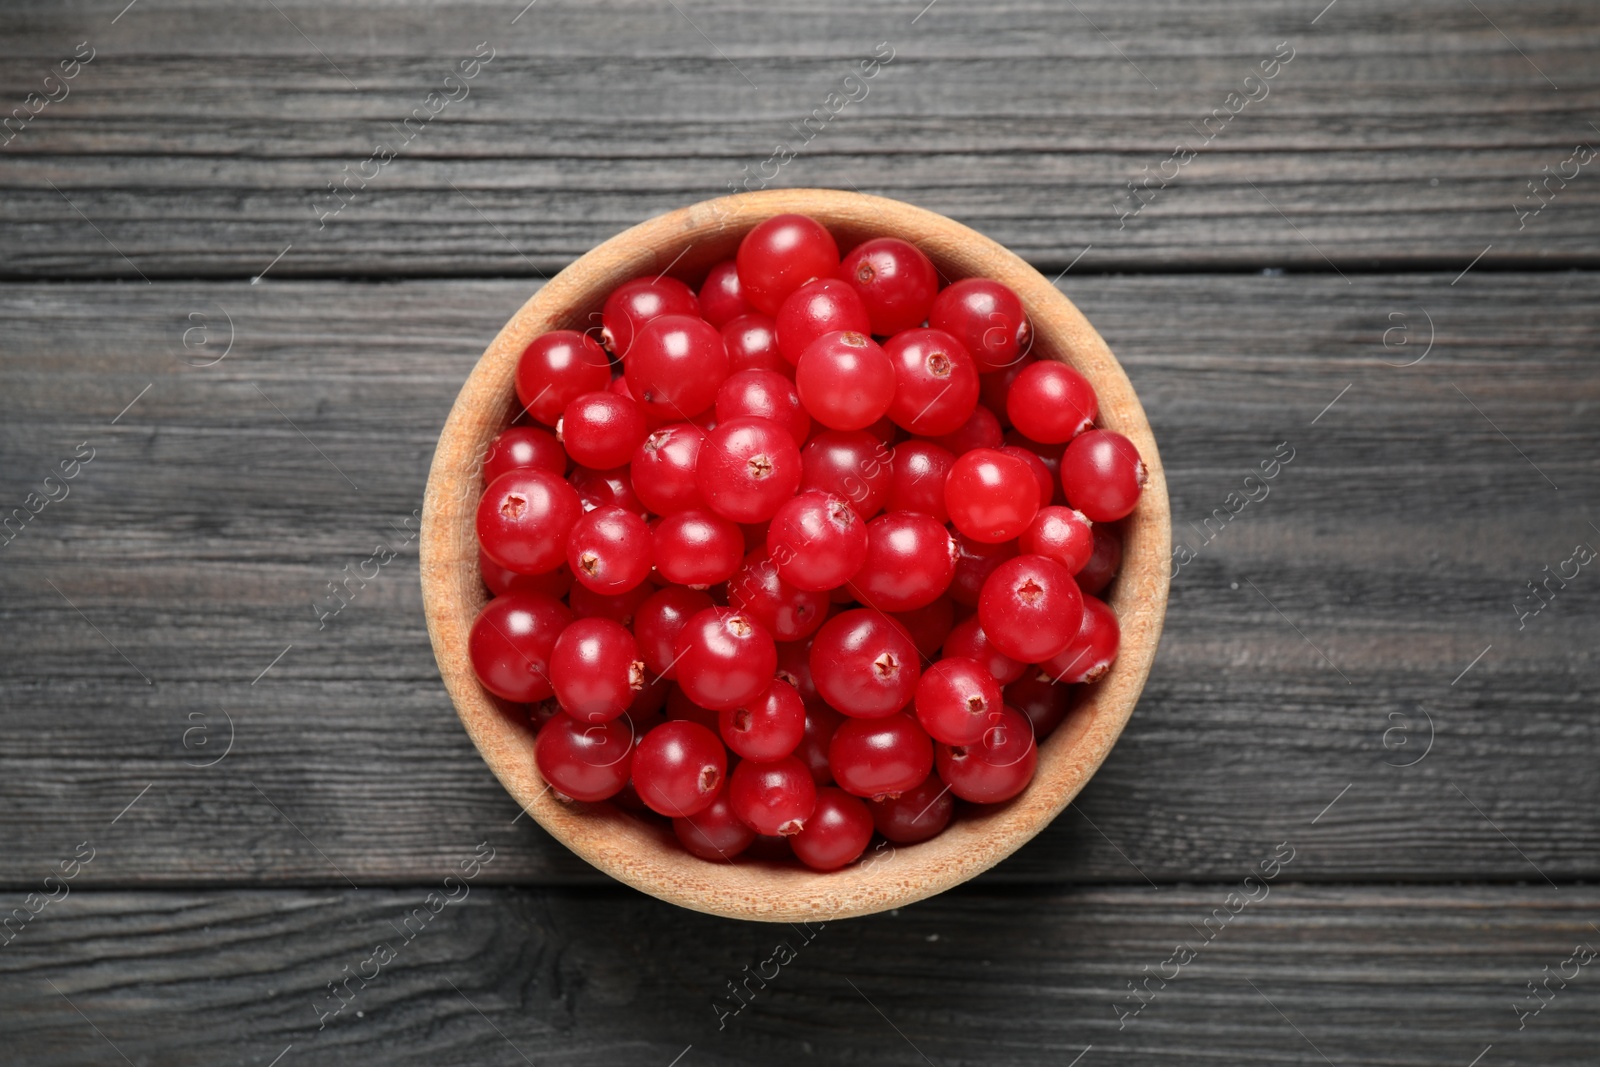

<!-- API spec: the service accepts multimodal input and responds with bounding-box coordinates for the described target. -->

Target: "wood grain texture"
[2,273,1595,887]
[1,1,1598,277]
[2,884,1596,1066]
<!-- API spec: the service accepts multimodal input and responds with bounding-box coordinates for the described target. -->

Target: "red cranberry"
[801,430,892,519]
[790,787,874,870]
[766,490,867,592]
[929,278,1032,372]
[720,313,788,375]
[633,585,714,678]
[549,617,645,723]
[930,404,1003,455]
[1007,361,1098,444]
[979,357,1036,426]
[468,591,572,702]
[718,680,807,761]
[632,719,726,817]
[652,510,743,588]
[516,331,611,426]
[978,554,1084,663]
[728,755,818,835]
[673,607,778,710]
[795,331,896,432]
[776,639,822,707]
[1021,506,1094,575]
[727,551,828,642]
[1061,429,1146,522]
[935,705,1037,804]
[837,237,939,335]
[1006,670,1074,739]
[483,426,565,483]
[948,533,1019,608]
[810,608,921,719]
[883,328,980,437]
[775,278,872,365]
[942,615,1025,685]
[716,368,810,444]
[914,656,1002,745]
[1076,524,1122,595]
[847,511,956,613]
[737,214,841,315]
[624,314,729,419]
[945,447,1040,544]
[891,596,956,662]
[631,423,706,515]
[567,505,653,595]
[673,786,757,860]
[569,465,647,517]
[569,580,655,628]
[697,260,749,328]
[477,469,583,574]
[695,416,803,523]
[871,773,954,843]
[534,712,633,802]
[829,712,934,800]
[794,704,843,785]
[999,444,1055,510]
[601,276,699,358]
[480,550,573,599]
[1041,594,1120,684]
[559,391,648,470]
[886,440,954,522]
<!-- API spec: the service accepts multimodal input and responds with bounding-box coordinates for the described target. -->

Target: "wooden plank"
[1,885,1595,1065]
[1,1,1597,276]
[1,272,1596,886]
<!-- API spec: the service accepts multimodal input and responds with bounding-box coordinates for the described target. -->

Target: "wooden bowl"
[420,189,1170,922]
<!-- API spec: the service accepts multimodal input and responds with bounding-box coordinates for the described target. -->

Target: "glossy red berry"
[776,639,822,706]
[558,391,648,470]
[930,403,1003,455]
[727,550,828,642]
[651,510,743,588]
[790,787,874,870]
[891,596,956,662]
[625,314,729,419]
[631,423,706,515]
[829,712,934,799]
[633,585,714,678]
[534,712,634,802]
[837,237,940,335]
[516,331,611,426]
[673,786,757,861]
[718,679,807,761]
[632,719,726,817]
[776,278,872,365]
[942,614,1026,685]
[796,331,896,432]
[887,440,954,522]
[468,591,572,702]
[737,214,841,316]
[766,490,867,592]
[980,357,1036,425]
[935,705,1037,804]
[569,465,647,517]
[477,469,583,574]
[696,416,803,523]
[871,773,954,843]
[1076,524,1121,595]
[978,554,1084,663]
[1042,594,1120,684]
[720,313,787,376]
[884,328,980,436]
[1061,429,1146,522]
[794,704,844,785]
[945,447,1040,544]
[1006,670,1074,739]
[810,608,921,719]
[728,755,818,835]
[568,580,655,628]
[697,260,749,328]
[716,368,810,444]
[549,617,645,723]
[848,511,956,613]
[1021,506,1094,575]
[914,656,1003,745]
[929,278,1032,372]
[800,430,893,519]
[566,505,653,595]
[1000,444,1055,509]
[1007,361,1098,444]
[480,551,573,600]
[673,607,778,710]
[948,533,1018,608]
[483,426,565,483]
[601,276,700,358]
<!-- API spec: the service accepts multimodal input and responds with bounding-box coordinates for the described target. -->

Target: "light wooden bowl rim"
[420,189,1170,922]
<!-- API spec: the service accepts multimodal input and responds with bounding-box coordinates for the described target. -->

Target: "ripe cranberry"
[566,505,653,595]
[477,469,583,574]
[569,465,647,517]
[720,313,787,375]
[776,639,822,707]
[790,787,874,870]
[624,314,729,419]
[871,773,954,843]
[632,719,726,817]
[891,596,956,662]
[829,712,934,799]
[516,331,611,426]
[810,608,921,719]
[930,404,1003,455]
[718,680,807,761]
[483,426,565,483]
[727,551,828,641]
[1076,524,1122,595]
[1021,506,1094,575]
[914,656,1003,745]
[728,755,818,835]
[1042,594,1120,684]
[696,416,803,523]
[796,331,896,432]
[569,578,655,628]
[935,705,1037,804]
[979,356,1036,426]
[549,617,645,723]
[801,430,892,519]
[945,448,1040,544]
[766,490,867,591]
[716,368,810,444]
[1006,670,1074,739]
[673,786,757,861]
[480,550,573,599]
[468,591,572,702]
[884,328,980,436]
[775,278,872,365]
[837,237,939,335]
[738,214,841,315]
[794,704,844,785]
[698,260,749,328]
[978,554,1084,663]
[673,607,778,710]
[631,423,706,515]
[948,533,1018,608]
[929,278,1032,372]
[1007,361,1098,444]
[558,391,647,470]
[1000,445,1055,509]
[652,510,743,588]
[534,712,634,802]
[887,440,954,522]
[633,585,714,678]
[1061,429,1147,522]
[848,511,956,613]
[942,615,1026,685]
[601,276,700,358]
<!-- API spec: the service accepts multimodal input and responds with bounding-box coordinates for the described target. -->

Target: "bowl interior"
[421,189,1170,922]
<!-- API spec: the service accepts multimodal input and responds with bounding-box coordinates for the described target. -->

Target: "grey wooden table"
[3,2,1598,1064]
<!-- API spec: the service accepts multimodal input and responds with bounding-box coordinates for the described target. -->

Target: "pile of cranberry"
[471,213,1144,872]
